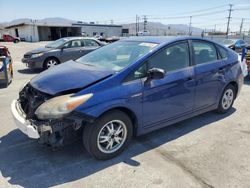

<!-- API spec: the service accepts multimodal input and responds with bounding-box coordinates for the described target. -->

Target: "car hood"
[30,61,114,95]
[25,47,52,55]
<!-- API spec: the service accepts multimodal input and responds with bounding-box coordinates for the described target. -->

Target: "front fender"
[75,98,143,128]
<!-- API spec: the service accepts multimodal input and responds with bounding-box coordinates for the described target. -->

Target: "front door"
[142,41,196,127]
[60,39,83,62]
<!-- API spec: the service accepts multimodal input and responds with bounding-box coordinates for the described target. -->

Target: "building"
[3,19,124,42]
[73,22,123,38]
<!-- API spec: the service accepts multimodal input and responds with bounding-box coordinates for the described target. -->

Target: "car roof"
[121,36,215,44]
[62,37,98,41]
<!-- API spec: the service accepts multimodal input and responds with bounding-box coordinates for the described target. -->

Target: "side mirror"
[147,68,165,80]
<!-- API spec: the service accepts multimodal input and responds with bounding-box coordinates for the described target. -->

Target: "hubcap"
[47,59,57,68]
[222,88,234,110]
[97,120,127,154]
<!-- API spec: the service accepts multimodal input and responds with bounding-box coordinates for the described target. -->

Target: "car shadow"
[0,108,236,188]
[17,68,43,74]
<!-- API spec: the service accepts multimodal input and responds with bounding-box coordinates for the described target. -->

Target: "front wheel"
[43,58,59,70]
[217,84,236,114]
[13,39,19,43]
[83,110,133,160]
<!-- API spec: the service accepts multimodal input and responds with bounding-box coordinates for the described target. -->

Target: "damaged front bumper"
[11,99,95,146]
[11,100,40,139]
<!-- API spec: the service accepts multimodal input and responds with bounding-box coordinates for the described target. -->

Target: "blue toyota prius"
[11,36,243,160]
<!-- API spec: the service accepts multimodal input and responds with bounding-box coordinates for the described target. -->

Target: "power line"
[146,4,228,17]
[147,9,228,20]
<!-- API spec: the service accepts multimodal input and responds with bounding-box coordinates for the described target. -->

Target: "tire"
[43,58,59,70]
[13,39,19,43]
[217,84,236,114]
[83,110,133,160]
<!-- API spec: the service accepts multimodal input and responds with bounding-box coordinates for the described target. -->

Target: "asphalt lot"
[0,41,250,188]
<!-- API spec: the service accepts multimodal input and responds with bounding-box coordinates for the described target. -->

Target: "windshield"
[46,38,68,48]
[76,41,158,72]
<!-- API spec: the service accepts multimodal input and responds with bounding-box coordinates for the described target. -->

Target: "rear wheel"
[43,58,59,70]
[217,84,236,114]
[83,110,133,160]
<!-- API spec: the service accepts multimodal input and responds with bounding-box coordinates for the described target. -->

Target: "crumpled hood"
[30,61,114,95]
[25,47,52,55]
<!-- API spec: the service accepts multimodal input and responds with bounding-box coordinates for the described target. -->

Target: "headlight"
[35,93,93,120]
[31,53,43,58]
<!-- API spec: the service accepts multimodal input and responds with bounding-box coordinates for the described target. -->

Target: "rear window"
[192,41,218,65]
[217,45,228,60]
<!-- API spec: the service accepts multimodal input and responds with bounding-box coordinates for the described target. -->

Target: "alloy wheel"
[222,88,234,110]
[97,120,127,154]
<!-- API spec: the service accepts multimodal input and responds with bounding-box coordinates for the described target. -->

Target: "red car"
[2,34,20,43]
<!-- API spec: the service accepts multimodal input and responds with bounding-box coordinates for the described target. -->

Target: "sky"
[0,0,250,32]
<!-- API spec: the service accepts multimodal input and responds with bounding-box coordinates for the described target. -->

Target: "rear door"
[192,40,225,110]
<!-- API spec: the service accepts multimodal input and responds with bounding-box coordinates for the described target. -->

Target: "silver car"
[22,37,104,69]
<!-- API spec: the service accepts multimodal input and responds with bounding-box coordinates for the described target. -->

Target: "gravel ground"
[0,41,250,188]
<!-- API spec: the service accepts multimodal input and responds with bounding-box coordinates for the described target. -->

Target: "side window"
[71,40,82,48]
[83,39,100,47]
[217,45,228,60]
[125,42,190,82]
[192,41,218,65]
[62,41,72,48]
[148,42,190,72]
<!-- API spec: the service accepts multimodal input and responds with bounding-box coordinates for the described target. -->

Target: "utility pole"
[143,15,147,32]
[110,20,114,25]
[135,15,141,35]
[188,16,192,36]
[135,15,138,35]
[226,4,233,37]
[239,18,244,35]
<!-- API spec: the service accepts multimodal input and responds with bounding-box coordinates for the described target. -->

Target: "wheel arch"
[227,81,238,99]
[43,56,61,67]
[98,107,139,136]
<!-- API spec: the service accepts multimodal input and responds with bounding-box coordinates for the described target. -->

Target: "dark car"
[22,37,104,69]
[2,34,20,43]
[11,37,243,160]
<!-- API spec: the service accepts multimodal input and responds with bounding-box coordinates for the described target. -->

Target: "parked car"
[2,34,20,43]
[215,38,247,53]
[11,37,243,160]
[0,46,13,87]
[243,47,250,77]
[22,37,104,69]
